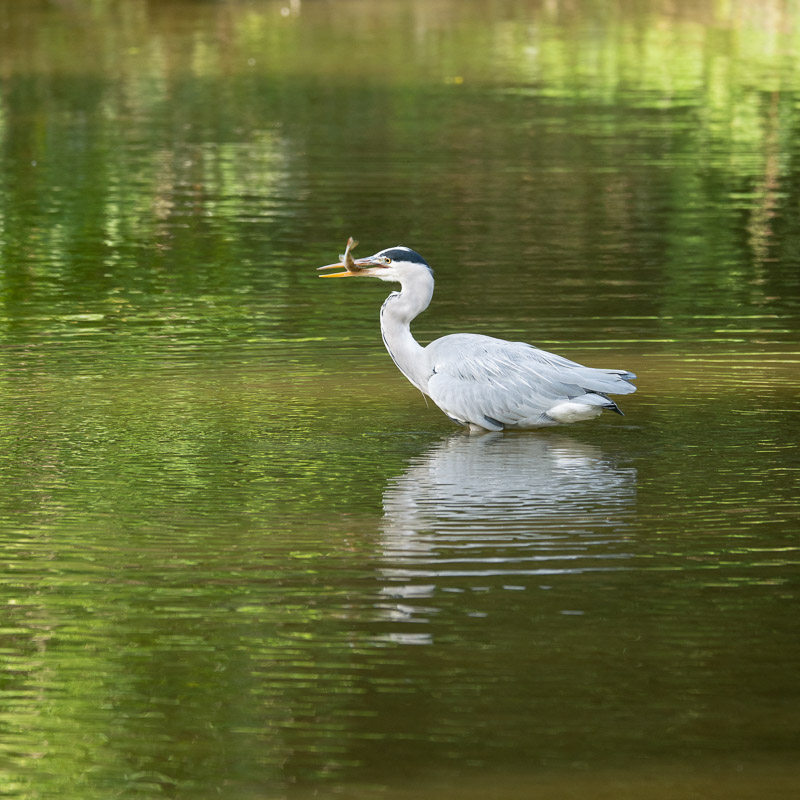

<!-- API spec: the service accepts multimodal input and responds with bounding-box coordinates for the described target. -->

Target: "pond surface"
[0,1,798,797]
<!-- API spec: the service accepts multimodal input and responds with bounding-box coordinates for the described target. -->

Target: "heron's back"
[423,334,636,430]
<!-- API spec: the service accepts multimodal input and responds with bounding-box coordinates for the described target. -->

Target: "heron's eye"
[382,256,391,265]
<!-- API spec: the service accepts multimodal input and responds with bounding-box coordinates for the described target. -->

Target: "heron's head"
[318,246,432,283]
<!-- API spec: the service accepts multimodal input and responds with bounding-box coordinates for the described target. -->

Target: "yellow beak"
[317,258,380,278]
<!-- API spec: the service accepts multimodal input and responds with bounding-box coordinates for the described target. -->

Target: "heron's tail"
[574,367,637,397]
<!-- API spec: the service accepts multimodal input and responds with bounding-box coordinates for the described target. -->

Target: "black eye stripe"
[377,247,431,268]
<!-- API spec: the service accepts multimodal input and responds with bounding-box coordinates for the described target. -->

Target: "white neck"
[379,270,434,393]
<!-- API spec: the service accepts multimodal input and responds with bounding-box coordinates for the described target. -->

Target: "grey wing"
[424,334,636,430]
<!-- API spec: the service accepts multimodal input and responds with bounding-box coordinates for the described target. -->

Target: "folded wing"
[425,334,636,430]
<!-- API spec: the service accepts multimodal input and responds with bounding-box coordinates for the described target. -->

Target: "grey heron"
[318,246,636,432]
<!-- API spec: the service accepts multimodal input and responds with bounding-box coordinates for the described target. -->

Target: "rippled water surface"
[0,1,798,797]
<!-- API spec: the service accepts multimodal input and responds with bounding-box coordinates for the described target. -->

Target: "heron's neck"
[379,274,434,393]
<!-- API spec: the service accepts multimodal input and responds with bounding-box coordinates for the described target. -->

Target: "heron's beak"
[317,258,381,278]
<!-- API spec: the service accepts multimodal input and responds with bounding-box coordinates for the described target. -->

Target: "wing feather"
[424,334,636,429]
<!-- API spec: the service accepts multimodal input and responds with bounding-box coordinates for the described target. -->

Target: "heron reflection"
[379,432,637,585]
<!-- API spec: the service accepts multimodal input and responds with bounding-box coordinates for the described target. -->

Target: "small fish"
[339,236,359,271]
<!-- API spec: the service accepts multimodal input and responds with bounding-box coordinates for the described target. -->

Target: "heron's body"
[320,245,636,431]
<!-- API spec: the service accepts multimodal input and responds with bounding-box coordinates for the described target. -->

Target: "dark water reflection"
[0,0,799,797]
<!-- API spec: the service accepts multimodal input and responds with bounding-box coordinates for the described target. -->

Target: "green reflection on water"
[0,1,799,798]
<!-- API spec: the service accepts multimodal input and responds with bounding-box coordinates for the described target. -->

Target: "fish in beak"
[317,237,384,277]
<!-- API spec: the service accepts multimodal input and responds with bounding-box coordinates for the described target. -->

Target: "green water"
[0,1,798,797]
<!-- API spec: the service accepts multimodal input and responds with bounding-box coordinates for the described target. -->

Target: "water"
[0,0,798,797]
